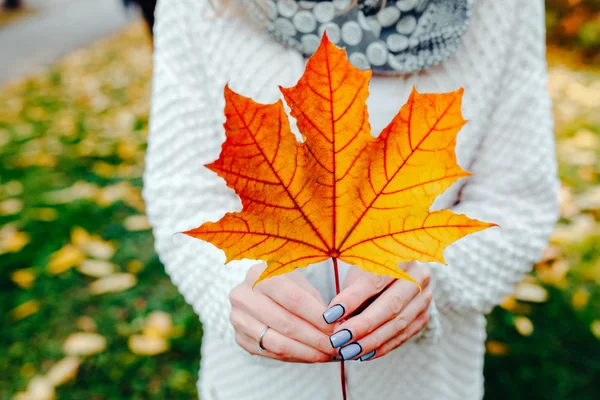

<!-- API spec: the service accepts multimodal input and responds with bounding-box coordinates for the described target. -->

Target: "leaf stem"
[333,257,347,400]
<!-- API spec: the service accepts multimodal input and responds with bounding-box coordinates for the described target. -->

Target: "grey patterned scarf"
[245,0,476,74]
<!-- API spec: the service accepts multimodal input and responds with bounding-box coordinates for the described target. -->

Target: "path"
[0,0,138,84]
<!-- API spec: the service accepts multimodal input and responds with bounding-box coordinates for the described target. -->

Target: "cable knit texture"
[142,0,559,399]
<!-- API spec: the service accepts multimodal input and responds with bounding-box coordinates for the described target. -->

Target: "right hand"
[229,263,337,363]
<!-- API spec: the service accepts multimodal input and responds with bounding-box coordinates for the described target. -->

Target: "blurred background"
[0,0,598,399]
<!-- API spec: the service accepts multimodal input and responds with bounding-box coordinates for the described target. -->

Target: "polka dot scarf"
[245,0,476,74]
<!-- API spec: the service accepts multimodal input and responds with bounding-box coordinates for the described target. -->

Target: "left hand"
[323,262,432,361]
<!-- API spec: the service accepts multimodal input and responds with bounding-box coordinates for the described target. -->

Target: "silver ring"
[257,326,270,354]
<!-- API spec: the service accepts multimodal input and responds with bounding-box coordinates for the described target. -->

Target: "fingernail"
[359,350,376,362]
[339,342,362,360]
[323,304,345,324]
[329,329,352,348]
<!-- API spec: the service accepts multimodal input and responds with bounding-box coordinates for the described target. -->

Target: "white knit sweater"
[142,1,559,399]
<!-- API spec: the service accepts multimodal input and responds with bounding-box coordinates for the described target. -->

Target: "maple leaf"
[184,35,496,286]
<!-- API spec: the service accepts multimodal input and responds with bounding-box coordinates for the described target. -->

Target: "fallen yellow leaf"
[117,139,138,160]
[77,259,115,278]
[12,392,29,400]
[486,341,509,356]
[514,316,534,336]
[62,332,107,356]
[70,226,91,248]
[47,244,85,275]
[128,334,169,356]
[4,180,23,196]
[591,320,600,339]
[500,295,518,312]
[26,376,55,400]
[0,225,30,254]
[92,161,117,178]
[536,259,570,287]
[81,236,115,260]
[29,208,59,222]
[123,215,150,231]
[11,268,36,289]
[538,246,562,264]
[44,181,98,204]
[45,357,81,387]
[571,287,590,309]
[88,273,137,295]
[94,183,130,207]
[126,260,144,274]
[575,186,600,210]
[75,316,98,332]
[514,282,549,303]
[0,198,23,216]
[573,129,600,149]
[142,311,173,338]
[11,300,40,321]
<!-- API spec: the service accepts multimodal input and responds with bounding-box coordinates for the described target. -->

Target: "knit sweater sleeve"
[429,0,560,317]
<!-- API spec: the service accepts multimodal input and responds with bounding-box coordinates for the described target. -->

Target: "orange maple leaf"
[184,35,496,286]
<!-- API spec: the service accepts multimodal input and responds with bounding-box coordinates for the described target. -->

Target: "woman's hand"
[229,263,337,363]
[323,262,432,361]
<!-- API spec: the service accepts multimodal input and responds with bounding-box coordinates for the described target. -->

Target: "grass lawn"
[1,21,599,400]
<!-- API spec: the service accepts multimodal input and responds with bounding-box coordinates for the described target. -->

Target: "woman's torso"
[153,0,526,398]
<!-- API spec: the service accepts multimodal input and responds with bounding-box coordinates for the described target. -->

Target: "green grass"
[0,24,201,399]
[1,21,599,400]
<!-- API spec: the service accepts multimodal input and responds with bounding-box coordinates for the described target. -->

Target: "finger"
[368,310,430,362]
[257,276,332,335]
[287,272,326,305]
[323,268,395,325]
[346,287,432,361]
[234,284,336,355]
[332,263,429,346]
[231,310,331,363]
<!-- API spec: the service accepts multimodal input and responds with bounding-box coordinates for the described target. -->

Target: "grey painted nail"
[323,304,345,324]
[359,350,376,361]
[339,342,362,360]
[329,329,352,348]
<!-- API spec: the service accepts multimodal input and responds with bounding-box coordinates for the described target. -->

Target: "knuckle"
[235,333,248,351]
[317,334,333,354]
[278,317,295,337]
[421,312,430,326]
[229,310,237,329]
[388,293,405,315]
[230,311,247,332]
[310,351,327,363]
[394,314,408,333]
[420,266,431,287]
[378,340,391,355]
[229,287,243,307]
[423,288,433,305]
[360,315,376,334]
[371,274,386,291]
[229,310,239,326]
[272,341,288,356]
[285,290,304,310]
[372,333,386,350]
